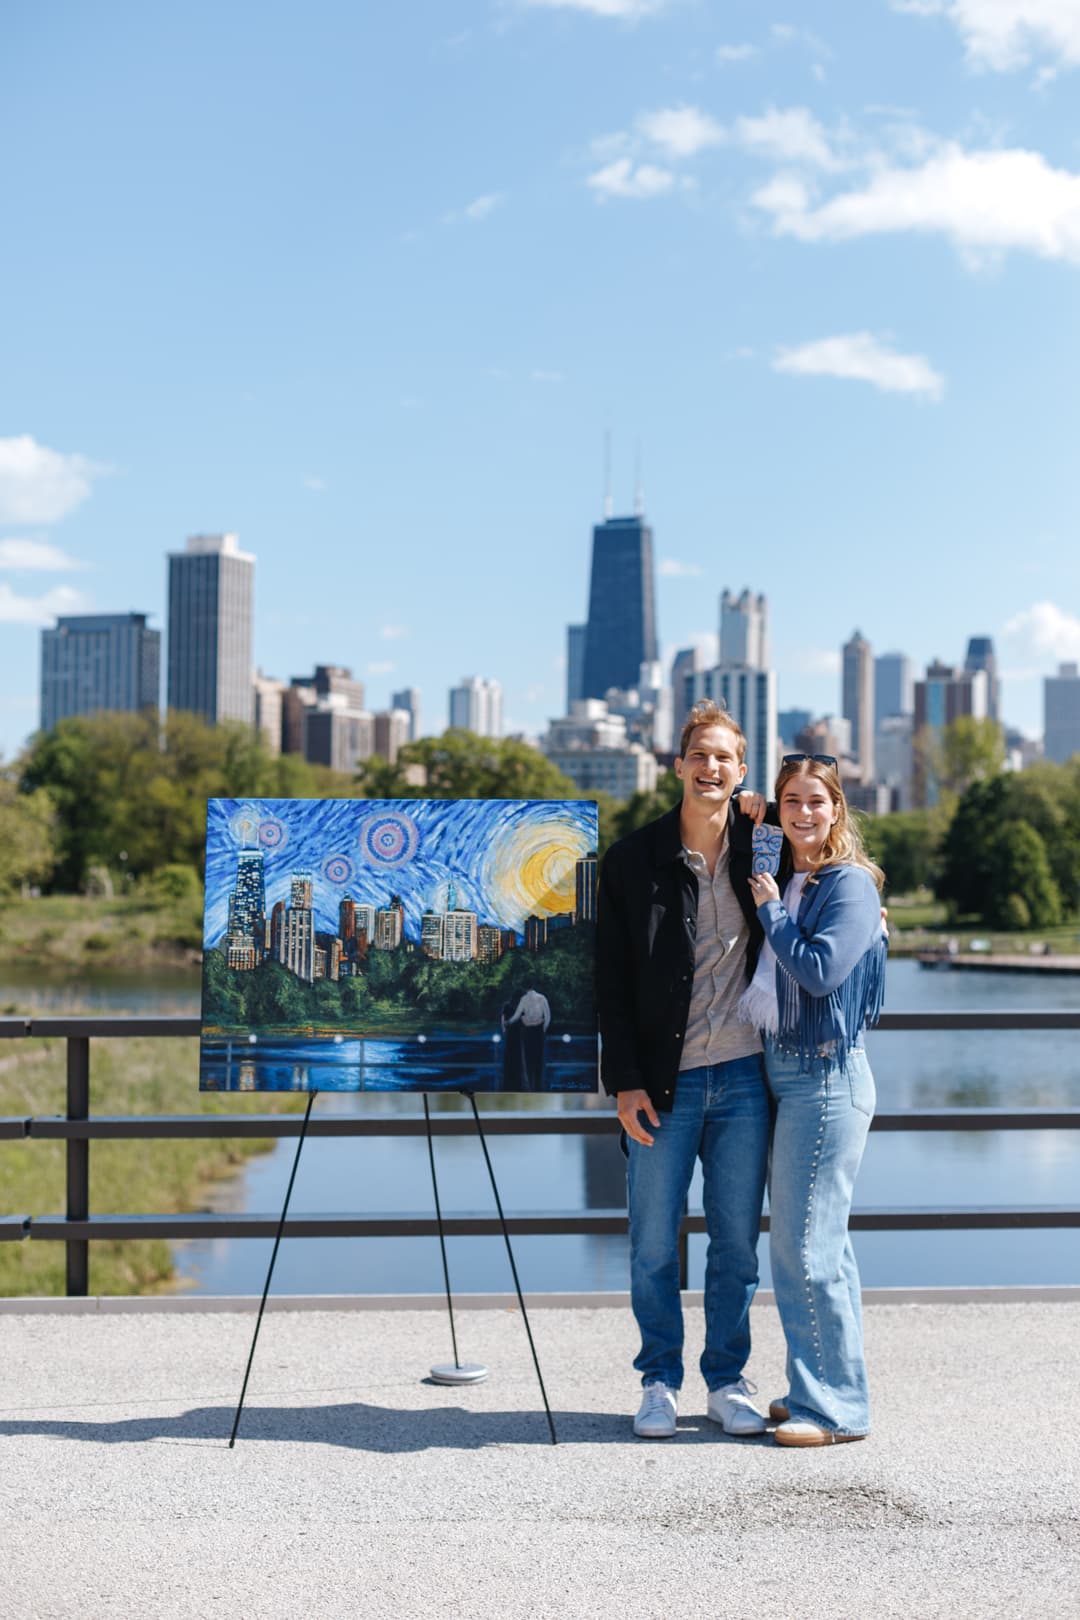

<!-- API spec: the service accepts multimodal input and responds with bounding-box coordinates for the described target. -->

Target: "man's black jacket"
[597,799,770,1111]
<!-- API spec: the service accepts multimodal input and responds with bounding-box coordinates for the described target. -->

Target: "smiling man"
[597,701,772,1438]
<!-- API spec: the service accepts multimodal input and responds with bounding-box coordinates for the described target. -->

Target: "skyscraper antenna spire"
[603,430,613,519]
[634,440,645,517]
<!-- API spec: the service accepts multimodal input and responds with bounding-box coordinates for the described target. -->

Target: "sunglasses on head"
[781,753,838,769]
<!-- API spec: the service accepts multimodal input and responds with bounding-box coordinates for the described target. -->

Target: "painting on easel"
[198,798,598,1093]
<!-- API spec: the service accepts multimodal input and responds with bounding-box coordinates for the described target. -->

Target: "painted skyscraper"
[581,514,658,699]
[167,533,255,725]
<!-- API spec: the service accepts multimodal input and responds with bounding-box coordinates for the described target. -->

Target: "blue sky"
[2,0,1079,760]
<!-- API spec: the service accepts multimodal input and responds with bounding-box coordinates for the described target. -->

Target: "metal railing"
[2,1012,1079,1296]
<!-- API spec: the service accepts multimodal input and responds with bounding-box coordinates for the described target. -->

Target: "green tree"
[614,769,682,841]
[985,820,1062,930]
[19,709,361,890]
[915,716,1006,810]
[0,772,57,894]
[861,809,946,896]
[935,777,1000,917]
[354,730,582,802]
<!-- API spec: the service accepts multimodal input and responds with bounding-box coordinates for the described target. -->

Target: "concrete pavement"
[0,1299,1077,1620]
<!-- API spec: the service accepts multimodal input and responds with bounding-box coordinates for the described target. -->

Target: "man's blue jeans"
[626,1057,770,1391]
[764,1038,875,1435]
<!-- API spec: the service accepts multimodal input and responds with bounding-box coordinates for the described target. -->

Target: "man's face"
[674,723,747,808]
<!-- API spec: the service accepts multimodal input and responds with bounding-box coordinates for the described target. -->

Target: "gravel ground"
[0,1301,1077,1620]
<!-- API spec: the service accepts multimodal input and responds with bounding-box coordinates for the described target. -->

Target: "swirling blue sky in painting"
[203,798,596,949]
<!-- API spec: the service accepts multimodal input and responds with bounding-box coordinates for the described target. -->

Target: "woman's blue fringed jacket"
[757,863,887,1075]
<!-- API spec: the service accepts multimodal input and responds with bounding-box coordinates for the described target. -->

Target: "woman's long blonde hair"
[775,758,885,893]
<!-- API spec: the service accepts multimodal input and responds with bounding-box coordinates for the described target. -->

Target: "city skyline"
[3,3,1079,761]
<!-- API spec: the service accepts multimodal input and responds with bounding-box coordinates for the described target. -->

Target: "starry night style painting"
[199,799,599,1093]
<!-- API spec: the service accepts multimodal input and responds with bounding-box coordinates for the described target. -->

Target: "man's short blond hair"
[677,701,747,764]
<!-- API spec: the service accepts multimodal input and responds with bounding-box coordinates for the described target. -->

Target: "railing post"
[66,1036,90,1297]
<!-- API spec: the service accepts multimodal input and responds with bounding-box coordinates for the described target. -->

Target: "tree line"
[4,709,1079,931]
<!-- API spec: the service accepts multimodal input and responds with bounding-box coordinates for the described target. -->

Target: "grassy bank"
[885,893,1080,957]
[0,1030,305,1297]
[0,892,203,972]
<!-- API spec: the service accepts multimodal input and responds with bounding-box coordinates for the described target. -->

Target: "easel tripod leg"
[425,1094,488,1386]
[228,1089,318,1448]
[467,1093,558,1445]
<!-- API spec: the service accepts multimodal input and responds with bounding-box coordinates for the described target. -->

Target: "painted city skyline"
[199,797,599,1092]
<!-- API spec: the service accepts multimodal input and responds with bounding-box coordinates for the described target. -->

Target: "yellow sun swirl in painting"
[481,815,591,930]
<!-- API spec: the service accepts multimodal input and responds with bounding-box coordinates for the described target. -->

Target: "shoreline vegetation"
[3,891,1078,982]
[0,1023,306,1299]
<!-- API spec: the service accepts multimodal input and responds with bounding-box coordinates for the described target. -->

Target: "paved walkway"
[0,1299,1077,1620]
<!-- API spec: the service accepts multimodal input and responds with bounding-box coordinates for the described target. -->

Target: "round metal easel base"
[429,1362,490,1385]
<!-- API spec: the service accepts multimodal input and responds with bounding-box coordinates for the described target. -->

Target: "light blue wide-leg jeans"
[626,1056,770,1391]
[764,1039,875,1434]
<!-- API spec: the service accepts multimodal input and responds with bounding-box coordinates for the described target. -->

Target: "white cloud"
[735,105,841,169]
[659,558,704,577]
[0,538,87,571]
[1004,601,1080,661]
[367,660,396,675]
[303,475,327,493]
[521,0,670,16]
[717,42,757,62]
[891,1,1080,71]
[0,582,90,625]
[587,158,677,199]
[0,435,107,525]
[463,193,504,222]
[773,332,946,400]
[752,144,1080,266]
[637,104,727,159]
[379,625,409,640]
[444,193,505,225]
[531,369,565,383]
[793,647,842,676]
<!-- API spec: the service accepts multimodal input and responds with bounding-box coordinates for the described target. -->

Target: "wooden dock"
[917,952,1080,974]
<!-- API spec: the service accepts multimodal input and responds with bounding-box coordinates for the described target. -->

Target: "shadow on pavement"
[0,1404,772,1450]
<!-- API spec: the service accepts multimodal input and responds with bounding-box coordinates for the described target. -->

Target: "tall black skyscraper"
[581,514,658,699]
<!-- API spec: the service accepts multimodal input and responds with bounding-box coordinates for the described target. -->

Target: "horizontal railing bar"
[25,1205,1080,1241]
[4,1011,1080,1040]
[0,1217,29,1241]
[19,1107,1080,1140]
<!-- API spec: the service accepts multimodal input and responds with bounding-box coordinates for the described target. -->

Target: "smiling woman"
[740,756,887,1447]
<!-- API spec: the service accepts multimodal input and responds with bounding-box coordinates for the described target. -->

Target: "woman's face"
[778,770,839,865]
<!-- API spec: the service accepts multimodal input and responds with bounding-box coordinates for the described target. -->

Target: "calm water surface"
[174,959,1080,1295]
[5,960,1078,1292]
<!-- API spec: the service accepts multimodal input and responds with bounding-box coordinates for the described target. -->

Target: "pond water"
[173,960,1080,1296]
[4,959,1078,1293]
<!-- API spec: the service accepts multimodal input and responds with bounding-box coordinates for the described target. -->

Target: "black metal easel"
[229,1089,318,1447]
[228,1088,558,1448]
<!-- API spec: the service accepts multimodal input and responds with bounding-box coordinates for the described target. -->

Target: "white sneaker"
[706,1377,767,1436]
[633,1382,678,1438]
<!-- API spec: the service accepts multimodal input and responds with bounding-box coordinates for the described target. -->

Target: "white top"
[508,989,551,1028]
[738,871,811,1035]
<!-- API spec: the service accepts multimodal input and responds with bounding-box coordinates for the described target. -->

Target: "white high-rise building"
[449,676,502,738]
[720,589,768,669]
[683,665,778,798]
[1045,663,1080,764]
[842,630,875,783]
[167,533,255,725]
